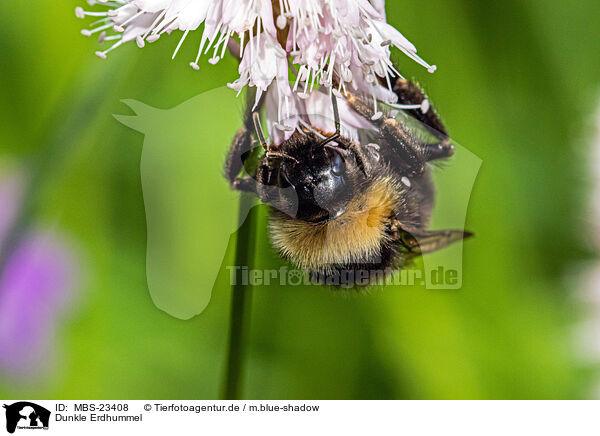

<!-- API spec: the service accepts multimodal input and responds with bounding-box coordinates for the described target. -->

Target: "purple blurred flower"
[0,170,79,379]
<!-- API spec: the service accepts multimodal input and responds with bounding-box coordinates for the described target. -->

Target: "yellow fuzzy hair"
[269,177,399,271]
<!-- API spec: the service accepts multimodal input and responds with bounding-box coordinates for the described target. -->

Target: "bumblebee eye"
[330,151,345,177]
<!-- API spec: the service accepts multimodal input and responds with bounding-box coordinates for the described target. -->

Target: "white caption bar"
[1,400,597,436]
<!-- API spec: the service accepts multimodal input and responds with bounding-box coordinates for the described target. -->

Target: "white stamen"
[172,29,189,59]
[77,0,437,133]
[389,103,422,110]
[81,22,112,37]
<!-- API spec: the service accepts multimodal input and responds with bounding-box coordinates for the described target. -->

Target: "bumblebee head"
[267,135,357,223]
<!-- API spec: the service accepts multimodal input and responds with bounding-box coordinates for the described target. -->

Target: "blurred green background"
[1,0,600,399]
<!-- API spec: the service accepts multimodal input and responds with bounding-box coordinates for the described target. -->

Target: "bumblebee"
[225,78,471,286]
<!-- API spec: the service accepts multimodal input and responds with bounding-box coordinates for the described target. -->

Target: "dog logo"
[3,402,50,434]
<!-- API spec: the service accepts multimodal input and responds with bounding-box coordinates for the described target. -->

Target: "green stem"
[222,193,257,399]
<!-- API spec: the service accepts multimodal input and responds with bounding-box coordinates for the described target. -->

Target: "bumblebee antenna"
[319,92,341,147]
[266,152,299,164]
[252,112,268,151]
[252,112,298,164]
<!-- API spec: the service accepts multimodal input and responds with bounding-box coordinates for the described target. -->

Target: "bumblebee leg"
[224,87,266,188]
[421,142,454,161]
[390,79,454,162]
[331,136,373,176]
[392,79,448,139]
[225,125,253,187]
[345,92,425,175]
[231,175,258,194]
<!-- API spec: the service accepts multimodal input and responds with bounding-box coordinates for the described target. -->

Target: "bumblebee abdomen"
[269,177,405,285]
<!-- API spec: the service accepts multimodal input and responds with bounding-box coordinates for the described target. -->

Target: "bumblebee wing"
[394,226,473,256]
